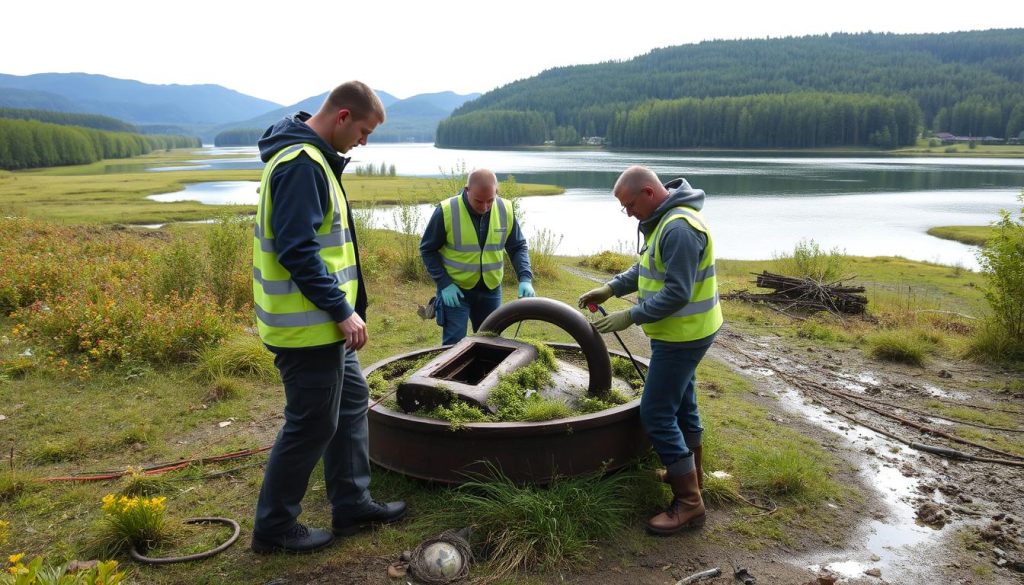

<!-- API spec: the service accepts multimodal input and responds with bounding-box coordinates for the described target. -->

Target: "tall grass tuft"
[527,228,564,282]
[772,238,847,282]
[445,466,640,577]
[737,441,838,502]
[390,201,427,282]
[118,468,170,497]
[866,330,930,365]
[195,333,276,382]
[101,494,167,552]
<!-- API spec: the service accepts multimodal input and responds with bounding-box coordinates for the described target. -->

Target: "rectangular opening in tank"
[430,342,516,385]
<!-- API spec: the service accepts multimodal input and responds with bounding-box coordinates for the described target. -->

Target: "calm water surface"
[148,144,1024,268]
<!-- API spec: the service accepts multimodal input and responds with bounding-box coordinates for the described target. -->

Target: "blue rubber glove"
[440,283,464,308]
[593,309,633,333]
[518,281,535,298]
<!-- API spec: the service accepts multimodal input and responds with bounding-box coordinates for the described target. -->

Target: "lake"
[149,144,1024,268]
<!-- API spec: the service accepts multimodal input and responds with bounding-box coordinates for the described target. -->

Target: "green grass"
[865,330,931,365]
[0,149,563,224]
[579,250,634,274]
[927,225,995,246]
[440,466,644,578]
[194,333,277,383]
[716,254,988,364]
[10,173,1010,581]
[0,240,853,582]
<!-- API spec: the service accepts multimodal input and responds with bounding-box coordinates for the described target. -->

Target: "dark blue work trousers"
[253,344,371,537]
[639,339,712,467]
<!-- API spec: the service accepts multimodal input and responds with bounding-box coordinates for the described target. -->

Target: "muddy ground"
[275,315,1023,585]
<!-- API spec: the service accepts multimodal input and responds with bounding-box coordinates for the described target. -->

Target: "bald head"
[465,168,498,214]
[613,166,661,197]
[613,165,668,220]
[467,169,498,190]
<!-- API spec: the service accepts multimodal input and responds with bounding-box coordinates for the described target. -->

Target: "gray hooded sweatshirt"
[608,178,716,347]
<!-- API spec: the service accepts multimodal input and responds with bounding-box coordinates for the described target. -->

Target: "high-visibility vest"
[637,206,723,342]
[252,143,359,348]
[438,194,514,289]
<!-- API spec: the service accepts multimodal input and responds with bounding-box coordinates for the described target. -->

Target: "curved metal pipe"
[478,297,612,396]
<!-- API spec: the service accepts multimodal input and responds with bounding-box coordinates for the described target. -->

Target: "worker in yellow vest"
[578,165,722,536]
[251,81,405,554]
[419,169,535,345]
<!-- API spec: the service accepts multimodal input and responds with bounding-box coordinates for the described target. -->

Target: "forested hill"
[437,29,1024,148]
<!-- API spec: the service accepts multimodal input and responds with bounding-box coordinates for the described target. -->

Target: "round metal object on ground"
[367,343,649,484]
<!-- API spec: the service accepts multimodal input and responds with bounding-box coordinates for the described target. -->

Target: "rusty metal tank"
[366,298,650,484]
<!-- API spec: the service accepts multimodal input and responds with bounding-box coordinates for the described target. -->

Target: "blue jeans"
[639,339,712,467]
[254,345,371,537]
[436,285,502,345]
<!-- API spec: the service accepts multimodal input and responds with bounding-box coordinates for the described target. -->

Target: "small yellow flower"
[7,553,24,564]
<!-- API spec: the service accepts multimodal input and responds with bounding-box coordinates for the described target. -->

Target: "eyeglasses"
[619,193,641,215]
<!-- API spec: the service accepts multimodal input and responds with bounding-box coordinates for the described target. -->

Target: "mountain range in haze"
[0,72,479,142]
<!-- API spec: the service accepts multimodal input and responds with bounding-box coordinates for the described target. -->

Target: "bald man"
[578,165,722,536]
[419,169,534,345]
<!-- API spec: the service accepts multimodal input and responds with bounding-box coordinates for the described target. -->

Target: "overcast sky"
[3,0,1022,106]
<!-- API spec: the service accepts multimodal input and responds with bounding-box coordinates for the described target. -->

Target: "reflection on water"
[147,181,259,205]
[144,145,1024,268]
[363,187,1016,269]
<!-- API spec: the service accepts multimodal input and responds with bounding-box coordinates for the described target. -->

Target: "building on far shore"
[933,132,1006,144]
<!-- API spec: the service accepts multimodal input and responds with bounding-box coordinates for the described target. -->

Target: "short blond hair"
[322,81,386,122]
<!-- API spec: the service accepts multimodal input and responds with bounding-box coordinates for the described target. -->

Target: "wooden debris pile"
[722,271,868,314]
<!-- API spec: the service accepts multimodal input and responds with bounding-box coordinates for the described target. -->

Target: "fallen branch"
[722,271,868,315]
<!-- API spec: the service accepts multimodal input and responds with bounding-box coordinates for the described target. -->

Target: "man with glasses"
[578,165,722,536]
[420,168,535,345]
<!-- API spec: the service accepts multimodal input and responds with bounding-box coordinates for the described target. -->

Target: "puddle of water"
[857,372,881,386]
[746,367,776,377]
[923,385,969,400]
[136,219,217,229]
[842,382,867,393]
[774,387,947,583]
[147,181,260,205]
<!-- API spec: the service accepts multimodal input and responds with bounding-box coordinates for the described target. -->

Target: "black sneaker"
[333,499,408,536]
[251,523,334,554]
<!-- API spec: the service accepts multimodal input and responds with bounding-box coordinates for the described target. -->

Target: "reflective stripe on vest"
[637,206,723,342]
[252,143,359,348]
[438,194,512,289]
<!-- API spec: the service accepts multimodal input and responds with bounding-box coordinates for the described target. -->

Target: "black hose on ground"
[130,517,240,564]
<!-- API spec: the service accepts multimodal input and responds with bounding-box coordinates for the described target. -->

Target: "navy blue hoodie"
[257,112,367,345]
[418,190,533,291]
[608,178,716,347]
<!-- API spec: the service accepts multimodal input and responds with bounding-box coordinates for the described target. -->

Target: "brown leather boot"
[646,469,705,535]
[654,446,704,489]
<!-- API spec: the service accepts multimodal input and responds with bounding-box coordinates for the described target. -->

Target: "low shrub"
[580,250,634,274]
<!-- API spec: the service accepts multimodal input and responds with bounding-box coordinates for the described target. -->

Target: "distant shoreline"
[435,144,1024,159]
